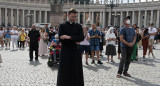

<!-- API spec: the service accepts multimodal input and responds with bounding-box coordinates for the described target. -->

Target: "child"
[50,34,61,49]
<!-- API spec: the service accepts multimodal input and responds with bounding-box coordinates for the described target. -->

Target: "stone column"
[156,10,160,28]
[132,11,135,25]
[100,11,102,26]
[89,11,91,19]
[120,11,123,27]
[138,11,141,27]
[83,11,86,25]
[126,11,129,16]
[108,12,111,26]
[11,8,13,27]
[17,9,19,26]
[0,8,1,26]
[39,11,41,23]
[28,10,30,27]
[45,11,47,23]
[5,8,8,27]
[114,11,117,26]
[102,11,106,28]
[22,9,25,27]
[144,10,147,27]
[78,12,80,23]
[92,11,94,24]
[150,10,153,23]
[34,10,36,24]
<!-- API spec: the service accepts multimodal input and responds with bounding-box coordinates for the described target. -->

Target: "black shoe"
[135,59,138,61]
[86,62,89,65]
[97,60,103,64]
[131,59,133,61]
[29,59,33,61]
[35,59,39,61]
[91,60,95,64]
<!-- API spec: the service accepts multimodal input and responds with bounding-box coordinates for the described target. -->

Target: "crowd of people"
[0,21,158,62]
[0,8,159,86]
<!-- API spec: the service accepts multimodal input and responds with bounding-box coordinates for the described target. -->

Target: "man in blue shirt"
[117,16,136,78]
[4,27,11,50]
[89,23,103,64]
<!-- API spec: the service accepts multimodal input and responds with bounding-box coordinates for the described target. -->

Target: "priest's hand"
[60,35,71,40]
[76,42,80,45]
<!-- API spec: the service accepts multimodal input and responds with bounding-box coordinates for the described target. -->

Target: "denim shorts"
[79,45,90,53]
[90,44,100,51]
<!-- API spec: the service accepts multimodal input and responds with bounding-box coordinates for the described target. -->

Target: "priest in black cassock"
[57,8,84,86]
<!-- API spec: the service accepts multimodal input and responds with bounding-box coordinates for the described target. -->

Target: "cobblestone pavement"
[0,44,160,86]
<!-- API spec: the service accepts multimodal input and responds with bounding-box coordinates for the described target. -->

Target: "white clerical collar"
[68,21,75,24]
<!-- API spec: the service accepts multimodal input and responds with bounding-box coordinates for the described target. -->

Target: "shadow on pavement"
[121,76,159,86]
[107,62,119,67]
[83,63,111,72]
[29,61,42,66]
[50,64,59,71]
[131,58,159,67]
[40,56,48,59]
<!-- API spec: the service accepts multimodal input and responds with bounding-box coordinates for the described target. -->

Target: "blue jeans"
[90,44,100,51]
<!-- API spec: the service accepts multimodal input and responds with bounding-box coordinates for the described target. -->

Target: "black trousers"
[118,47,133,74]
[20,41,25,48]
[17,41,21,48]
[29,43,39,60]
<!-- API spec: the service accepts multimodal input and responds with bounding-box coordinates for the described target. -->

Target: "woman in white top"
[105,27,117,63]
[39,28,48,56]
[10,26,19,50]
[79,26,90,65]
[0,27,4,48]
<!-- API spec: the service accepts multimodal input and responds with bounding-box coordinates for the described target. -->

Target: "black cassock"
[57,21,84,86]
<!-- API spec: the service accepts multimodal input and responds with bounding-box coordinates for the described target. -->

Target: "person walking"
[57,8,84,86]
[141,28,150,61]
[117,16,136,78]
[148,23,157,58]
[89,24,103,64]
[28,25,40,61]
[105,27,117,63]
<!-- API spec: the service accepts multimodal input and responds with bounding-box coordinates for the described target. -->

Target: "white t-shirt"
[80,33,90,45]
[0,30,4,37]
[11,30,18,38]
[148,27,157,39]
[105,33,116,46]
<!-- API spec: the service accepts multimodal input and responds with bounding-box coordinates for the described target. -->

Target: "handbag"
[0,53,2,63]
[18,36,21,41]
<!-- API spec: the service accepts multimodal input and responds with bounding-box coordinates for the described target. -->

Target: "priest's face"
[68,13,77,22]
